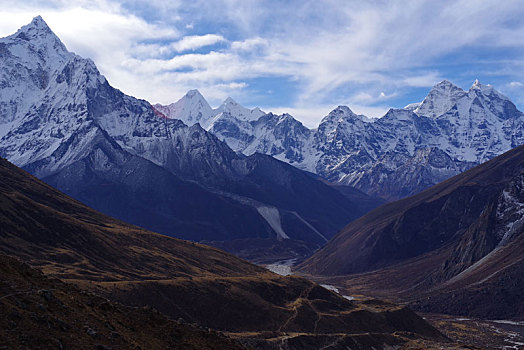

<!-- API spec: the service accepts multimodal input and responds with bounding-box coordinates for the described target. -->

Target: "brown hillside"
[0,157,453,348]
[299,145,524,319]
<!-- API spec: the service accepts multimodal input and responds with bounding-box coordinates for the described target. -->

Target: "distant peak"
[320,106,358,124]
[185,89,204,98]
[7,16,70,58]
[223,97,237,105]
[18,15,53,36]
[31,15,48,27]
[469,79,509,99]
[433,80,461,90]
[331,105,355,116]
[470,79,484,90]
[404,102,422,111]
[470,79,493,91]
[279,113,293,120]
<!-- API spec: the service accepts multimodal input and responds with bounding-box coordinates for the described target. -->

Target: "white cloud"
[171,34,226,52]
[231,37,268,52]
[199,82,248,104]
[350,91,398,105]
[402,73,443,88]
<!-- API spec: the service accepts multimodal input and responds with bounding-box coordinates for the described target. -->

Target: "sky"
[1,0,524,127]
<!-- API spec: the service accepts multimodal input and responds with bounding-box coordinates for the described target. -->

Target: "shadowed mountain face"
[0,157,453,348]
[300,145,524,320]
[0,157,265,280]
[0,17,382,261]
[23,125,277,243]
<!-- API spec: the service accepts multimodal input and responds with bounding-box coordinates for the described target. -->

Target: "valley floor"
[266,260,524,349]
[424,314,524,350]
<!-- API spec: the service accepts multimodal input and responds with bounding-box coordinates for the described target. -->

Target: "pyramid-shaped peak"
[178,89,212,108]
[331,105,356,116]
[2,16,71,64]
[30,15,49,28]
[414,80,467,118]
[217,97,240,111]
[433,80,462,91]
[177,89,212,110]
[436,79,453,85]
[185,89,205,99]
[223,97,238,105]
[16,16,55,38]
[320,105,358,124]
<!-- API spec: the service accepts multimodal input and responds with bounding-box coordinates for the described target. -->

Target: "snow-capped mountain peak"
[215,96,265,122]
[332,105,355,116]
[3,15,70,62]
[18,15,55,38]
[320,106,358,124]
[435,79,459,89]
[414,80,467,118]
[222,96,237,105]
[156,91,265,131]
[185,88,205,99]
[469,79,510,101]
[0,15,78,125]
[469,79,496,94]
[9,16,69,58]
[216,96,240,114]
[404,102,422,111]
[153,89,213,126]
[471,78,482,89]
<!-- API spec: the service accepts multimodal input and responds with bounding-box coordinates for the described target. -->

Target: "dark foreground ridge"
[0,157,466,349]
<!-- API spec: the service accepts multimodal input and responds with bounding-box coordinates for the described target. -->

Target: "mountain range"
[158,81,524,200]
[2,17,521,260]
[299,144,524,320]
[0,16,383,261]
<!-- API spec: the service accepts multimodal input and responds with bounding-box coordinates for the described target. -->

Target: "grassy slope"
[0,157,452,348]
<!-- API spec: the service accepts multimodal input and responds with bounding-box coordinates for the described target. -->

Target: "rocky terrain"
[159,82,524,200]
[299,144,524,320]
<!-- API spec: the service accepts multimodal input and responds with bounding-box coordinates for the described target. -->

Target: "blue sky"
[1,0,524,127]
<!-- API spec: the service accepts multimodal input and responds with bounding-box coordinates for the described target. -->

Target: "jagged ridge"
[158,82,524,200]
